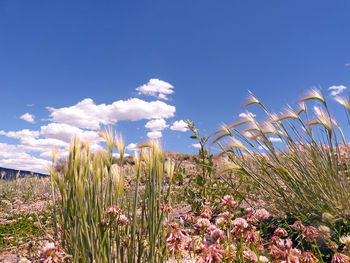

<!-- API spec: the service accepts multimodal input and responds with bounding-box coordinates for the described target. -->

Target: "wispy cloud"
[239,112,256,119]
[20,113,35,123]
[328,85,347,96]
[269,137,282,142]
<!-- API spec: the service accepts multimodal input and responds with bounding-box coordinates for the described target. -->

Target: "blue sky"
[0,1,350,172]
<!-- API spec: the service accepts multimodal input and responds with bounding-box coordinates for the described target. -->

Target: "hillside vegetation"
[1,89,350,263]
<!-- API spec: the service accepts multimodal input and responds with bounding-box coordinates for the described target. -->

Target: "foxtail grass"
[215,89,350,221]
[48,133,174,262]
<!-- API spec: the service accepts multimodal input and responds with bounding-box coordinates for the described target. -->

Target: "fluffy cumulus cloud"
[0,142,50,172]
[136,79,174,100]
[40,123,101,144]
[147,131,162,140]
[0,80,183,172]
[20,113,35,123]
[170,120,188,132]
[47,98,175,130]
[145,119,168,131]
[328,85,347,96]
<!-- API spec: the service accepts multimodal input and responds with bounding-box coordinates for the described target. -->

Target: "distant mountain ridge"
[0,167,48,180]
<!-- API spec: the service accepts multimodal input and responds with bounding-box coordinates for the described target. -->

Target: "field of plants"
[1,89,350,263]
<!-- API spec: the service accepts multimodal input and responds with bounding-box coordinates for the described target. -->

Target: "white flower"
[259,255,269,263]
[340,235,350,246]
[18,258,31,263]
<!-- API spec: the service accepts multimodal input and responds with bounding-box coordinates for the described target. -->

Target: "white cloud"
[0,129,40,139]
[170,120,189,132]
[40,123,101,144]
[0,157,49,173]
[47,98,175,130]
[239,112,256,119]
[147,131,162,140]
[0,82,180,172]
[192,143,201,149]
[258,145,268,151]
[20,113,35,123]
[269,137,282,142]
[136,79,174,100]
[39,150,68,160]
[328,85,347,96]
[0,143,49,173]
[112,152,130,158]
[145,119,168,131]
[126,143,138,151]
[19,137,69,153]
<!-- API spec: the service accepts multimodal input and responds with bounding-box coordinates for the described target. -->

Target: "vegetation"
[1,89,350,263]
[214,89,350,221]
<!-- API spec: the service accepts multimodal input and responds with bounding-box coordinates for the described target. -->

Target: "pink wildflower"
[107,205,121,216]
[40,242,56,257]
[185,212,196,223]
[318,225,331,240]
[211,229,224,242]
[222,195,236,210]
[291,221,305,231]
[221,211,230,219]
[197,218,211,229]
[255,208,270,221]
[207,224,217,232]
[118,215,128,225]
[197,242,224,263]
[274,227,288,237]
[101,218,109,228]
[302,226,318,242]
[165,222,188,256]
[243,230,259,245]
[232,218,248,229]
[200,206,213,219]
[259,255,269,263]
[160,203,173,214]
[245,207,255,215]
[39,242,63,263]
[327,240,339,252]
[332,253,350,263]
[243,249,258,263]
[269,238,301,263]
[300,251,318,263]
[215,217,227,229]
